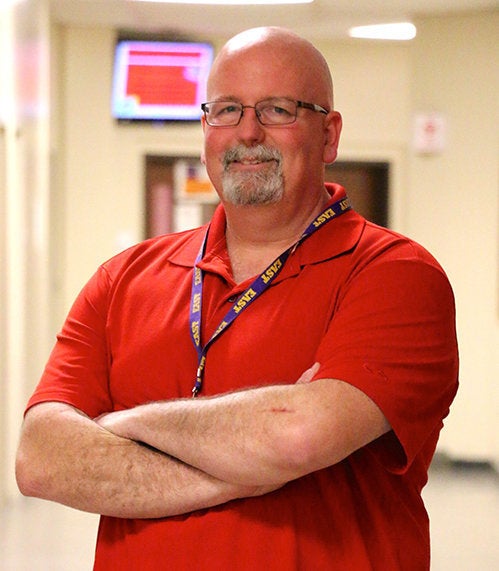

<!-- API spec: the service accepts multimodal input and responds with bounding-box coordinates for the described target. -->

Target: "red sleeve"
[26,265,114,418]
[316,254,459,473]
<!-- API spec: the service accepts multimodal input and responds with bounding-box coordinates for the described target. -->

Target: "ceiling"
[49,0,497,40]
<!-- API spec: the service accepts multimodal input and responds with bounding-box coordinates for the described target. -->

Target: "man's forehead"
[223,27,273,53]
[207,27,333,107]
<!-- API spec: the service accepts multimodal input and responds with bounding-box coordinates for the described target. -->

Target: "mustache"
[222,145,282,170]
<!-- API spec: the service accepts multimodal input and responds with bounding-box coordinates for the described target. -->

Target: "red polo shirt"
[27,184,458,570]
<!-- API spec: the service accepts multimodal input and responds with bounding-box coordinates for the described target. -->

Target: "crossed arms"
[15,364,390,519]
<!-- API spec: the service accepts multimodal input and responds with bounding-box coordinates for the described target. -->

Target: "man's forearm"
[16,402,270,518]
[97,373,390,487]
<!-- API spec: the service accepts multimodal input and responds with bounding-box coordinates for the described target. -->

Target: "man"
[16,27,458,570]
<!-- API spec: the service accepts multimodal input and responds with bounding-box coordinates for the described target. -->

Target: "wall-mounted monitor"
[111,40,213,122]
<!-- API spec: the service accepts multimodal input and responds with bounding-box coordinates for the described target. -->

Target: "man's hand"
[296,362,320,384]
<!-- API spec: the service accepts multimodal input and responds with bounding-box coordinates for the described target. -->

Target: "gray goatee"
[221,145,283,205]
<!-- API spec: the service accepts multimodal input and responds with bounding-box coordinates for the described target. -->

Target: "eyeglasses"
[201,97,329,127]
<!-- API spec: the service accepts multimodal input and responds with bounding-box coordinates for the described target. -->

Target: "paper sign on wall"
[413,112,447,155]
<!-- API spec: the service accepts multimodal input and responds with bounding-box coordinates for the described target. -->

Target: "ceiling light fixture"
[349,22,417,41]
[133,0,313,4]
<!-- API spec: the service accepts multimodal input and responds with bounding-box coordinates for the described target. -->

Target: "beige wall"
[61,26,207,310]
[408,12,499,460]
[0,0,52,502]
[0,2,10,505]
[1,7,498,501]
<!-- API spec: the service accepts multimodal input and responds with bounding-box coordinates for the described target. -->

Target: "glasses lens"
[204,102,242,126]
[256,98,297,125]
[202,98,300,126]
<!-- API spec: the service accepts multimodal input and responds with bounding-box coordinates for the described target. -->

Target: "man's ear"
[200,117,207,165]
[323,111,342,165]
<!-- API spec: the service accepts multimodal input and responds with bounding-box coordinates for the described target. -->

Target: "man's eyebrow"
[210,96,240,102]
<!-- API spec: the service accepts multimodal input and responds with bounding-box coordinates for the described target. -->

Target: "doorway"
[326,161,389,227]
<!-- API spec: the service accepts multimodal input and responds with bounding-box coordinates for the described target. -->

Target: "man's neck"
[224,189,331,283]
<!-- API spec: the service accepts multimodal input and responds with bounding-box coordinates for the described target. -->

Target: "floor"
[0,457,497,570]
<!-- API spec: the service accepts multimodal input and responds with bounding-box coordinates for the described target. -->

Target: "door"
[326,161,389,227]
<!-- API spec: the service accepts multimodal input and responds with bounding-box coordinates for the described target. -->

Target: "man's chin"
[222,180,284,206]
[221,169,284,206]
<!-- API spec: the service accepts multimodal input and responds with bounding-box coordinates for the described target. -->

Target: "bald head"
[207,27,335,110]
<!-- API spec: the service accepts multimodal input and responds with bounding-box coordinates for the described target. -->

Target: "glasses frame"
[201,98,329,127]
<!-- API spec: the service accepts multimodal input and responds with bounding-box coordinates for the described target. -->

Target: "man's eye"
[217,104,239,116]
[272,106,291,115]
[261,103,293,118]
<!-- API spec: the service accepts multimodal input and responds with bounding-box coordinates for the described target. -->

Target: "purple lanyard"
[189,196,351,397]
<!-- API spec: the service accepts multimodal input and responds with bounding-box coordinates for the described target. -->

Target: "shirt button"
[227,296,237,303]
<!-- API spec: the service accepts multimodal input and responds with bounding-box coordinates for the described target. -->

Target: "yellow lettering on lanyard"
[233,288,257,314]
[313,207,335,227]
[191,320,200,346]
[261,258,283,284]
[194,266,202,286]
[192,292,201,314]
[213,320,229,336]
[340,198,349,211]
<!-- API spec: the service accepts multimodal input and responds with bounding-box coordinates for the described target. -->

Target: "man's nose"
[236,106,265,144]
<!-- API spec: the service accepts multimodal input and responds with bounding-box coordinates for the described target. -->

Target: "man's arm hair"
[16,402,280,518]
[96,373,391,487]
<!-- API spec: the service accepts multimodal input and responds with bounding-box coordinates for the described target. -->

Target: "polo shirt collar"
[167,183,365,280]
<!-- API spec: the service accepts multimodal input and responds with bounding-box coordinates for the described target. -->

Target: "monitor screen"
[111,40,213,122]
